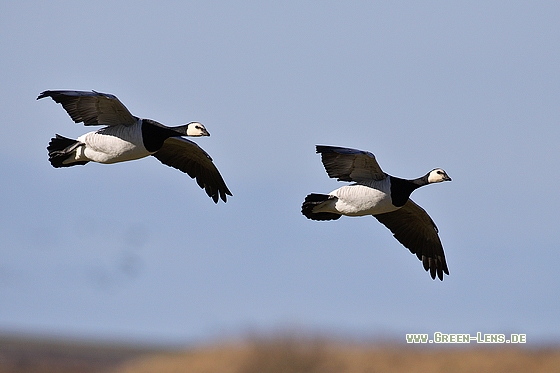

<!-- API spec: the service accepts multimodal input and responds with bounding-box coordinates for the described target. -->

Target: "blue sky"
[1,1,559,345]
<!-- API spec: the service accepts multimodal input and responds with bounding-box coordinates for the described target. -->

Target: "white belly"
[76,124,152,164]
[326,179,400,216]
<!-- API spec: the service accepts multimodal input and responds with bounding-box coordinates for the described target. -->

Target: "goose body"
[38,90,231,203]
[301,145,451,280]
[314,178,398,216]
[72,120,147,164]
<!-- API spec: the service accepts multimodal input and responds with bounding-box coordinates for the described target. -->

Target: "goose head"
[185,122,210,137]
[427,168,452,183]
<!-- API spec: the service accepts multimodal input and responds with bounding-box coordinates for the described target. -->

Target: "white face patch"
[428,168,451,183]
[186,122,209,137]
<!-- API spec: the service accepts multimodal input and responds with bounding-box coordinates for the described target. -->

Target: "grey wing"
[315,145,386,182]
[152,137,232,203]
[374,199,449,280]
[37,90,137,126]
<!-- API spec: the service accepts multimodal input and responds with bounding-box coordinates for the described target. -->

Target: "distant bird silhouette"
[38,90,231,203]
[302,145,451,280]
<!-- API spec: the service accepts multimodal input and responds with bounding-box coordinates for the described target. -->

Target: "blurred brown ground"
[1,335,559,373]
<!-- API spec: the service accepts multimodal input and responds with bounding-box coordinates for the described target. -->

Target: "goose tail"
[301,193,341,221]
[47,134,88,168]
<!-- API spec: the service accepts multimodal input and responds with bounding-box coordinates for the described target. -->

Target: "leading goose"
[38,90,232,203]
[301,145,451,280]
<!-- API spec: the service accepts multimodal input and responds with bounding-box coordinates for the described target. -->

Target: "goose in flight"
[301,145,451,280]
[38,90,232,203]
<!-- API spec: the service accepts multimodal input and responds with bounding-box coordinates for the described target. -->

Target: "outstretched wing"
[152,137,232,203]
[316,145,386,182]
[374,199,449,280]
[37,90,137,126]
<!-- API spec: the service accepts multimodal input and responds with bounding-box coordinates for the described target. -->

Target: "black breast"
[389,176,421,207]
[141,119,178,152]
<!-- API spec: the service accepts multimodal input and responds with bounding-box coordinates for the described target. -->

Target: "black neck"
[389,174,429,207]
[411,173,430,187]
[141,119,187,152]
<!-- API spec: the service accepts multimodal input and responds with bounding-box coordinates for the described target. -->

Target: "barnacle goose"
[38,90,232,203]
[301,145,451,280]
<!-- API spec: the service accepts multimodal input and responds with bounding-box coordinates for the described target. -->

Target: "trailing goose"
[301,145,451,280]
[38,90,232,203]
